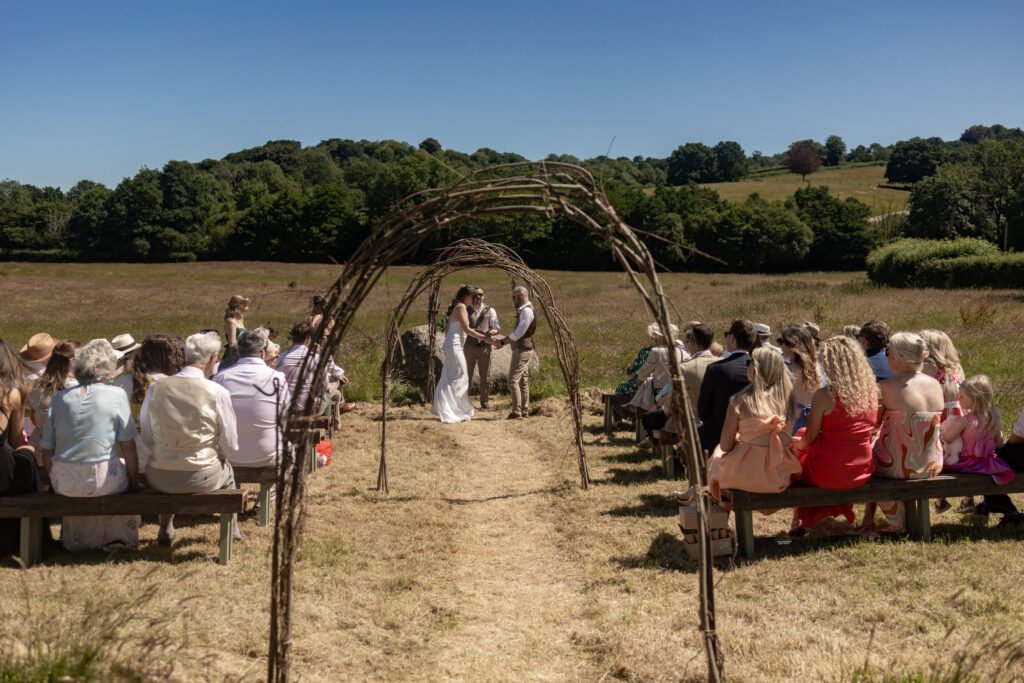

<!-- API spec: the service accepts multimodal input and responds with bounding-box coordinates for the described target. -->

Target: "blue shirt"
[41,383,138,463]
[866,348,895,382]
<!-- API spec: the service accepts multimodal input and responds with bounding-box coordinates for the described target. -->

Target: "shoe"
[970,502,990,517]
[637,437,652,449]
[506,412,522,420]
[339,402,357,414]
[955,498,977,513]
[934,499,952,514]
[232,521,245,542]
[480,404,489,410]
[673,487,695,505]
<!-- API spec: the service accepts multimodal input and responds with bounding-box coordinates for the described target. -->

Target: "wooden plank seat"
[233,464,278,528]
[722,473,1024,559]
[0,489,245,567]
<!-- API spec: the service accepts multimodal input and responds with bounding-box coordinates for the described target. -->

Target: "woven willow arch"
[269,161,723,681]
[377,237,586,493]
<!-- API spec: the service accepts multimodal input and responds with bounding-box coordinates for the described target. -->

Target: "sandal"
[673,487,696,505]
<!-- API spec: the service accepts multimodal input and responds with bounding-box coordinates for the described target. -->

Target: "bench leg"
[903,500,919,537]
[635,419,647,443]
[257,484,273,527]
[603,399,613,434]
[735,509,755,559]
[219,514,233,565]
[917,499,931,541]
[19,517,43,568]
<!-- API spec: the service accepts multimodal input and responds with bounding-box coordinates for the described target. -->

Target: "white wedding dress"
[431,317,475,423]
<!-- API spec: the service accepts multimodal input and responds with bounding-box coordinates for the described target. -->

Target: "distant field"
[1,262,1021,415]
[701,163,910,215]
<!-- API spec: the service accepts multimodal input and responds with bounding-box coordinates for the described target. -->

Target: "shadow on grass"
[603,493,679,518]
[591,464,666,486]
[602,448,658,465]
[611,531,696,573]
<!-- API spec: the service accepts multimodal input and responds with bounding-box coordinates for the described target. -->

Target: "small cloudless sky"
[2,0,1022,189]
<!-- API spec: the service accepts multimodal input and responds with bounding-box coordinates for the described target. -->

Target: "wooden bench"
[233,464,278,527]
[601,393,635,434]
[0,489,245,567]
[723,473,1024,559]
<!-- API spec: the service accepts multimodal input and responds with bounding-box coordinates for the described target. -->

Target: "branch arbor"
[377,238,586,493]
[269,161,724,682]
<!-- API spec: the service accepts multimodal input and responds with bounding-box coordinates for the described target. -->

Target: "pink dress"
[942,415,1014,484]
[707,414,801,507]
[934,366,963,422]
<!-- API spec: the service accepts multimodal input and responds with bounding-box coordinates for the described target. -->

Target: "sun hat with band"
[110,333,142,358]
[20,332,56,363]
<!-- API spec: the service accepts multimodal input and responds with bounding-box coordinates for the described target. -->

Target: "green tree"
[667,143,716,185]
[713,141,747,181]
[824,135,846,167]
[787,186,873,269]
[885,137,945,183]
[694,195,812,271]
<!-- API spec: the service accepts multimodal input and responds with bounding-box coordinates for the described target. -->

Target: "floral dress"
[615,347,651,396]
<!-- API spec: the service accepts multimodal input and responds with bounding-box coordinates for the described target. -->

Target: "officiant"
[463,287,500,410]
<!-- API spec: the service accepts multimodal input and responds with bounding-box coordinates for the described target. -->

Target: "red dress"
[794,398,878,528]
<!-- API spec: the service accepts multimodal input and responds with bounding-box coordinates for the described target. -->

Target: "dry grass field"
[701,164,910,216]
[2,262,1024,682]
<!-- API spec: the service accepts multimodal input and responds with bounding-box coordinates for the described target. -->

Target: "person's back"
[213,333,290,467]
[697,320,756,454]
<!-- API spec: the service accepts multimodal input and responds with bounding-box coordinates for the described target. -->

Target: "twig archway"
[377,238,586,493]
[270,161,723,682]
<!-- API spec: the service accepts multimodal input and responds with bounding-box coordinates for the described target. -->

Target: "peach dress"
[707,414,801,507]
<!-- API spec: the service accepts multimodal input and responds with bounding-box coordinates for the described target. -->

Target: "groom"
[496,286,536,419]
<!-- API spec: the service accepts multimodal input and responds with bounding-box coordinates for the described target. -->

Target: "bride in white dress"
[432,285,496,423]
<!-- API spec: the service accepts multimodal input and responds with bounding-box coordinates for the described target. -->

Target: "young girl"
[706,347,801,506]
[941,375,1014,484]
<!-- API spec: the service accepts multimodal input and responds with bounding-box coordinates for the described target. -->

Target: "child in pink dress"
[941,375,1014,485]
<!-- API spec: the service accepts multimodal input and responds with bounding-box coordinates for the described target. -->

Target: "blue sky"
[2,0,1022,190]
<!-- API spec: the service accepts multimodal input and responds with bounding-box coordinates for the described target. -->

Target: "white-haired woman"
[40,339,140,551]
[706,347,801,505]
[141,331,239,544]
[862,331,945,533]
[790,336,879,534]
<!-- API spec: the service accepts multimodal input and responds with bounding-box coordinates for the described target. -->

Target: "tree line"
[1,124,1020,270]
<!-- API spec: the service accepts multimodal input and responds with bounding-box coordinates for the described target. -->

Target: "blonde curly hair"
[731,347,791,419]
[819,336,878,419]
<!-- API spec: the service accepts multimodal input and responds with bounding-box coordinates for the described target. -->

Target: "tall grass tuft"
[0,564,201,682]
[849,632,1024,683]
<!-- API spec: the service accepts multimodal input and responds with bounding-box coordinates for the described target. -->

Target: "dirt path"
[413,413,601,680]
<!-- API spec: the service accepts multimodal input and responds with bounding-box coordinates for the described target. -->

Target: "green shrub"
[916,252,1024,288]
[866,238,999,287]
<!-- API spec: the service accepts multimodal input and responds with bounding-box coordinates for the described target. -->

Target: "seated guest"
[18,332,56,442]
[858,320,894,382]
[802,322,821,347]
[39,339,140,551]
[863,332,944,533]
[308,295,327,330]
[790,336,879,534]
[777,325,821,434]
[941,375,1013,483]
[920,328,968,513]
[265,339,281,368]
[141,332,239,545]
[277,322,347,415]
[1,339,40,495]
[697,320,757,456]
[709,342,724,358]
[109,333,142,380]
[978,406,1024,526]
[631,323,683,413]
[705,347,800,505]
[213,329,291,468]
[755,323,782,354]
[611,330,654,420]
[115,334,182,474]
[27,340,81,453]
[841,325,861,340]
[644,323,716,439]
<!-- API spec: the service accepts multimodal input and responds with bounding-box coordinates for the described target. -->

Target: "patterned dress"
[615,347,651,396]
[873,410,944,480]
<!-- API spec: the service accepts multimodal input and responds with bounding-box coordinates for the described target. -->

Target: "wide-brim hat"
[20,332,56,362]
[754,323,771,337]
[110,333,141,357]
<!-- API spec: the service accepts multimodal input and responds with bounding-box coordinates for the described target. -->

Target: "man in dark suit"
[697,319,758,457]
